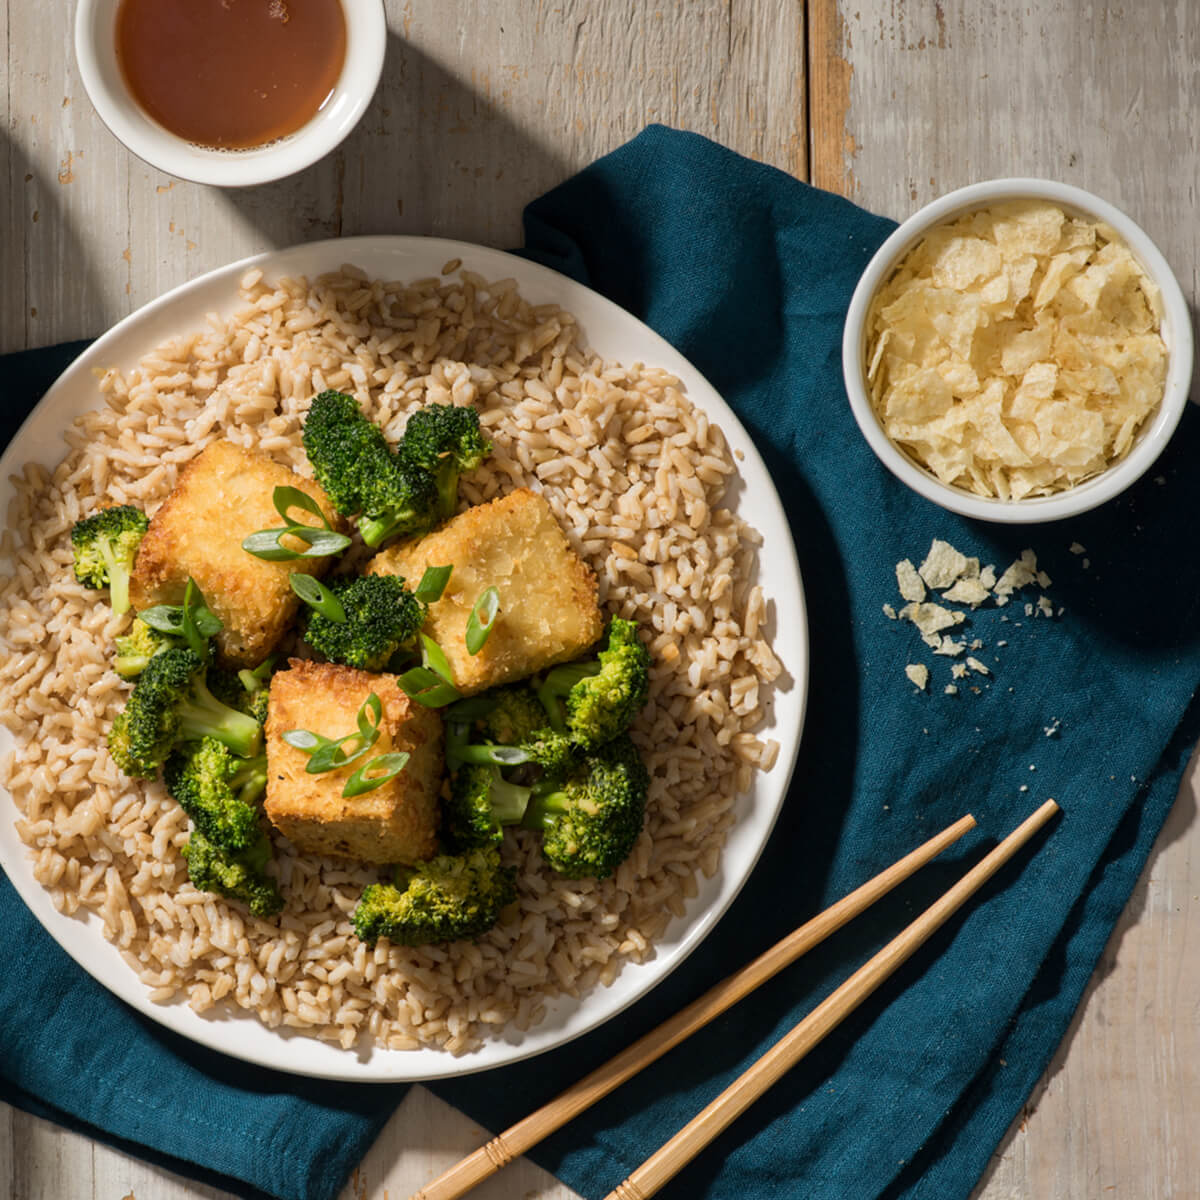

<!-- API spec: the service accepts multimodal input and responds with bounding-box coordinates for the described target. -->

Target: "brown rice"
[0,265,782,1054]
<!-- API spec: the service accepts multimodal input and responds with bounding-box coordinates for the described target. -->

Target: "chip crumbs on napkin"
[884,539,1056,693]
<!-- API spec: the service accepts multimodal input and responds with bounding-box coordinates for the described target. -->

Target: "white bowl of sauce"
[75,0,386,187]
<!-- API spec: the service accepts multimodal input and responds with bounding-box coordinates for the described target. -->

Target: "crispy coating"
[264,659,441,864]
[129,442,344,667]
[367,488,604,695]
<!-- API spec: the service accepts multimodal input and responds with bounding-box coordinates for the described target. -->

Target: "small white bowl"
[74,0,386,188]
[842,179,1194,524]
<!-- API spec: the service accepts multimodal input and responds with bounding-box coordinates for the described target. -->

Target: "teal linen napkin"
[2,126,1199,1200]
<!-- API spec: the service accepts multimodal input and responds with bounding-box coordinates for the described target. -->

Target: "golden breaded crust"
[367,488,604,695]
[264,660,441,864]
[129,442,344,668]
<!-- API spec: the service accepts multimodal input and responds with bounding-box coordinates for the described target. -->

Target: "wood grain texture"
[812,2,1200,1197]
[4,1,1200,1198]
[0,0,806,354]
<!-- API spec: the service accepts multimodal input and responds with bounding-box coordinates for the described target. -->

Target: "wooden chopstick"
[411,812,978,1200]
[603,798,1061,1200]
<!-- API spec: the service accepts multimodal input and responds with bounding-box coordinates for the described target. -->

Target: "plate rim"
[0,235,809,1082]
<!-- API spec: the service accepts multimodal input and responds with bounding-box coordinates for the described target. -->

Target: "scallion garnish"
[398,634,461,707]
[414,564,453,602]
[243,486,350,562]
[289,572,347,622]
[281,694,404,795]
[139,594,222,641]
[343,752,410,797]
[465,586,500,655]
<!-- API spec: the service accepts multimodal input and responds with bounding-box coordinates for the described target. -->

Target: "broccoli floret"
[521,734,649,879]
[208,664,272,727]
[303,575,425,671]
[397,404,491,519]
[479,686,552,746]
[356,460,439,548]
[107,647,264,779]
[301,390,439,548]
[70,505,149,615]
[351,845,516,946]
[113,617,176,679]
[163,737,267,851]
[181,828,282,918]
[444,763,532,850]
[539,619,650,748]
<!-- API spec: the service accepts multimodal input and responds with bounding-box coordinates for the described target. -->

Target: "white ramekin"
[842,179,1194,524]
[74,0,386,188]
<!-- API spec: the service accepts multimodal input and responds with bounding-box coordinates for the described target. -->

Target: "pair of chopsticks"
[412,798,1060,1200]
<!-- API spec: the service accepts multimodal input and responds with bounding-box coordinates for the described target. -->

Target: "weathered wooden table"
[3,2,1198,1197]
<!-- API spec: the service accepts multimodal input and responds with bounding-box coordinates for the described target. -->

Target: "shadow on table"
[221,32,574,251]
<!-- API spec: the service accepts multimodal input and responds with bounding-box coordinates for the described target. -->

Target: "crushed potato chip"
[905,663,930,690]
[866,201,1167,498]
[896,559,926,603]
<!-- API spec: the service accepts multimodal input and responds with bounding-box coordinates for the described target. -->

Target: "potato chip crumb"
[919,540,971,589]
[883,602,898,620]
[866,201,1166,499]
[899,602,966,636]
[905,663,929,690]
[1044,719,1061,737]
[934,637,966,656]
[951,663,969,679]
[944,684,958,695]
[943,577,990,607]
[1069,542,1086,555]
[995,549,1041,596]
[965,656,990,675]
[896,559,926,603]
[1037,595,1055,617]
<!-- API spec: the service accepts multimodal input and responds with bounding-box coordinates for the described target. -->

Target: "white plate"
[0,237,808,1082]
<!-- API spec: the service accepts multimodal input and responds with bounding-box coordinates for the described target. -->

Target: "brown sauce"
[115,0,347,150]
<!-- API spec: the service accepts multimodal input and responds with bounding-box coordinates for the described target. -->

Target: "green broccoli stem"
[101,543,132,615]
[520,783,568,831]
[177,682,264,758]
[230,755,269,805]
[360,510,415,548]
[536,662,602,731]
[491,774,532,825]
[434,463,459,519]
[114,651,153,679]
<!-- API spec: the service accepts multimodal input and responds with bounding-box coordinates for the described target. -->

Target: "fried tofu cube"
[264,660,441,864]
[367,487,604,695]
[130,441,344,667]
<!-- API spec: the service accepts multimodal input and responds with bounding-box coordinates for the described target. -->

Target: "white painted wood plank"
[1,0,806,354]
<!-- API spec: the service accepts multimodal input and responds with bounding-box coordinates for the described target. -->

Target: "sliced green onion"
[398,666,461,707]
[242,525,351,562]
[283,729,329,753]
[282,693,384,773]
[290,572,347,622]
[465,586,500,655]
[414,564,453,602]
[272,485,332,529]
[139,600,222,640]
[357,692,384,741]
[343,752,410,798]
[305,733,374,775]
[181,578,210,657]
[421,634,455,683]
